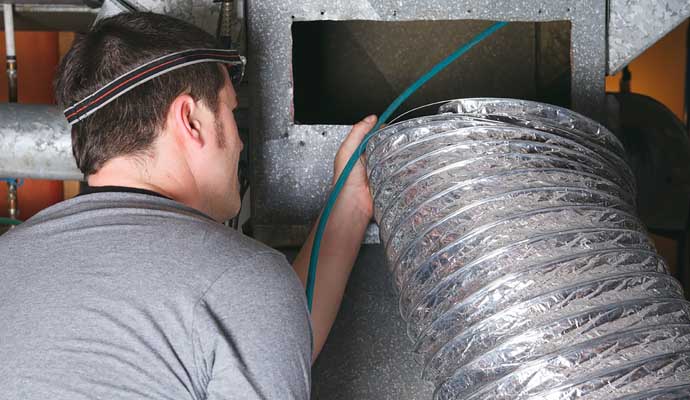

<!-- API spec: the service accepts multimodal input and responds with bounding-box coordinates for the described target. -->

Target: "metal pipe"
[4,4,19,227]
[0,178,20,227]
[7,180,17,220]
[215,0,234,48]
[94,0,136,23]
[365,98,690,399]
[3,3,17,103]
[0,104,81,180]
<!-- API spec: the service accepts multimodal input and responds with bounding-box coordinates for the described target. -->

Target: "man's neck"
[79,185,173,201]
[87,155,213,220]
[87,157,177,201]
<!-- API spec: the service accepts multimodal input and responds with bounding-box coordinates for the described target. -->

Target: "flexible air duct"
[365,98,690,399]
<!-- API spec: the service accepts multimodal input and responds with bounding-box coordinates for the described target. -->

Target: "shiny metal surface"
[0,3,96,31]
[7,180,17,220]
[365,98,690,399]
[0,104,81,180]
[96,0,219,33]
[608,0,690,74]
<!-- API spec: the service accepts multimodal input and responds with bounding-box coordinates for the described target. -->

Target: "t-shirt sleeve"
[192,251,312,400]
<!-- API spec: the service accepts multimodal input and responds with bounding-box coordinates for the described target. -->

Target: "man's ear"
[169,94,205,147]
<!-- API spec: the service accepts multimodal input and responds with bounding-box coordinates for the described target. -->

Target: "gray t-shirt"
[0,192,312,399]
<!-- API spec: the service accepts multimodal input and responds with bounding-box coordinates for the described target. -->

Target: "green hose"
[0,217,21,226]
[306,21,509,311]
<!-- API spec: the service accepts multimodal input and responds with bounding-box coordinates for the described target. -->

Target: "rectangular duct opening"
[292,20,571,125]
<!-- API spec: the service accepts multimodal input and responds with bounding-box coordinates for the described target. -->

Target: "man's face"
[199,75,243,221]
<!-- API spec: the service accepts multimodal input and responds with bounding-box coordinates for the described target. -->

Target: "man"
[0,12,376,399]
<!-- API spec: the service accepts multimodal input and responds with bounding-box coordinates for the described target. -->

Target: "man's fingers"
[346,115,378,144]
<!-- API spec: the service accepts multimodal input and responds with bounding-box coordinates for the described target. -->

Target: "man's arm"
[293,115,377,362]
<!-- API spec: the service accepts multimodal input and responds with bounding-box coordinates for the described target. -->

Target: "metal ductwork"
[365,98,690,399]
[0,104,81,180]
[95,0,220,34]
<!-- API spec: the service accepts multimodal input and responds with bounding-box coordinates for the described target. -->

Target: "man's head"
[55,12,244,221]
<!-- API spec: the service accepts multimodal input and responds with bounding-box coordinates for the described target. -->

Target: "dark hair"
[55,12,226,176]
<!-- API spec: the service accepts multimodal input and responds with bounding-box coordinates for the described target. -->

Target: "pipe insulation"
[365,98,690,399]
[0,104,81,180]
[4,3,17,103]
[3,4,15,57]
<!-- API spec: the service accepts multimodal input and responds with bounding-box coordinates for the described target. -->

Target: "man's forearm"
[293,194,371,362]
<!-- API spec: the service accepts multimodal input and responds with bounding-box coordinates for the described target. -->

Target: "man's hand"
[333,115,378,220]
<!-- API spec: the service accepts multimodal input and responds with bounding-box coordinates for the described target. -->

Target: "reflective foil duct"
[365,98,690,399]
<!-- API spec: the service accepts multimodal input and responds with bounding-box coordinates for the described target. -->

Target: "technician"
[0,11,375,399]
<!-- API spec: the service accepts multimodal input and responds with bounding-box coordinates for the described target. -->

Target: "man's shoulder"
[5,192,289,289]
[147,201,292,290]
[196,223,285,268]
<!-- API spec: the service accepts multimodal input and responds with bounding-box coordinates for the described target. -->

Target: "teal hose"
[306,21,509,311]
[0,217,21,226]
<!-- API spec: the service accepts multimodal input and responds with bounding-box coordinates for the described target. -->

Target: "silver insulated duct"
[365,98,690,399]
